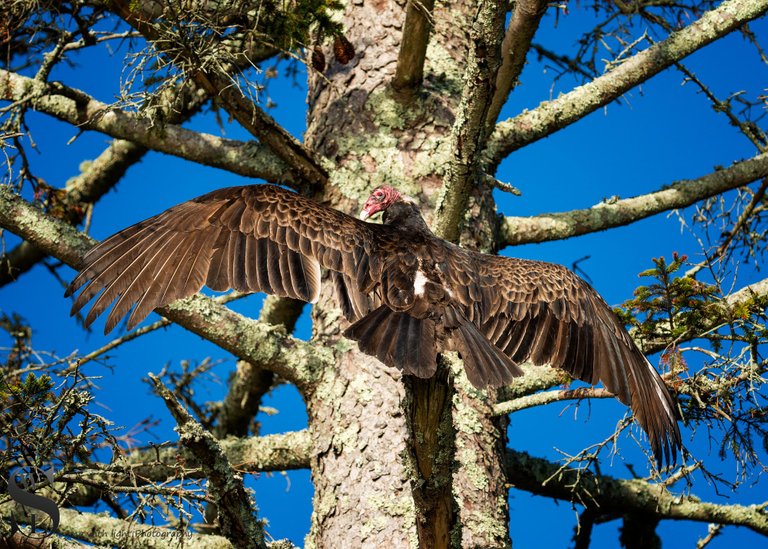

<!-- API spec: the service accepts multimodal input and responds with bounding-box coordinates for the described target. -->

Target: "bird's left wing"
[66,185,385,333]
[439,249,681,465]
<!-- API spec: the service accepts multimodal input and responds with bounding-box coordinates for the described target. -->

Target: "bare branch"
[697,523,724,548]
[0,69,297,187]
[392,0,436,97]
[64,431,312,508]
[110,0,329,190]
[0,240,45,286]
[485,0,768,167]
[485,0,549,129]
[686,177,768,277]
[676,63,767,153]
[530,43,596,81]
[0,83,210,287]
[432,0,506,242]
[499,152,768,248]
[493,387,613,416]
[149,374,266,548]
[505,449,768,535]
[0,186,328,388]
[0,503,235,548]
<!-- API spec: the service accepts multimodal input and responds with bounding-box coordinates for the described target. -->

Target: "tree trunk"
[303,1,509,546]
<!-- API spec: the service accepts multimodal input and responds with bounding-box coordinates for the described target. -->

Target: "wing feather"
[67,185,386,333]
[440,249,680,465]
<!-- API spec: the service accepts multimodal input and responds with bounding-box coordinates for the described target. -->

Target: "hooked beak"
[359,208,371,221]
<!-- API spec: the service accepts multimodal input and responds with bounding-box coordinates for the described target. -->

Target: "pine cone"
[333,35,355,65]
[312,45,326,72]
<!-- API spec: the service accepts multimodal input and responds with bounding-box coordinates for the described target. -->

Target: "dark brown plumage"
[66,184,681,465]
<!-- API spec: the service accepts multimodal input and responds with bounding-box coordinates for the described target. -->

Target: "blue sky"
[1,4,767,547]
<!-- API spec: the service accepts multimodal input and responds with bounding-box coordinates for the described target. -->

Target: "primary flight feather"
[66,184,681,465]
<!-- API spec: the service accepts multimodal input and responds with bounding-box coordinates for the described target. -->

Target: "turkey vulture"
[66,184,680,464]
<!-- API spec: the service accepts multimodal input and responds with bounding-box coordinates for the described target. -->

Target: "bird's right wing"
[66,185,386,333]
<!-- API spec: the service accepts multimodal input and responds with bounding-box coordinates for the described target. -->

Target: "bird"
[65,184,681,465]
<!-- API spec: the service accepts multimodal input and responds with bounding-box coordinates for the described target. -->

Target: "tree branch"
[149,374,266,548]
[620,513,661,549]
[493,387,613,416]
[432,0,506,242]
[0,240,47,286]
[0,186,328,388]
[0,82,210,287]
[215,297,305,438]
[485,0,768,168]
[499,152,768,248]
[392,0,436,97]
[0,69,298,187]
[64,430,312,508]
[505,448,768,535]
[110,0,329,190]
[0,503,235,548]
[142,429,308,486]
[484,0,549,130]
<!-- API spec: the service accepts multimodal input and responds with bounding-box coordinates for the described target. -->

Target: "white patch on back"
[414,269,428,297]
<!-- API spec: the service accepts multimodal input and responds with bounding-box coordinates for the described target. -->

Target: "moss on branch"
[486,0,768,167]
[505,449,768,535]
[150,374,267,548]
[432,0,506,242]
[499,152,768,247]
[0,69,296,187]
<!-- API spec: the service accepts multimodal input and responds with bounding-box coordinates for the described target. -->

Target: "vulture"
[66,184,681,465]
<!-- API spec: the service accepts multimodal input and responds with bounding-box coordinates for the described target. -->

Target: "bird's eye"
[374,191,384,200]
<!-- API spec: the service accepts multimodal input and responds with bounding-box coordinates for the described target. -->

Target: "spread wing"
[441,249,680,465]
[66,185,385,333]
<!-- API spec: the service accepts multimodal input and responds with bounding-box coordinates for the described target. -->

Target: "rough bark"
[432,0,506,243]
[392,0,437,96]
[302,0,513,545]
[485,0,549,130]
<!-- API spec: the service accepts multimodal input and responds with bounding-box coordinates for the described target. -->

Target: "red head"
[359,186,401,221]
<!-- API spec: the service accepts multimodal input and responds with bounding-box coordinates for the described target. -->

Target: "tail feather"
[344,305,521,389]
[448,309,524,388]
[344,306,436,379]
